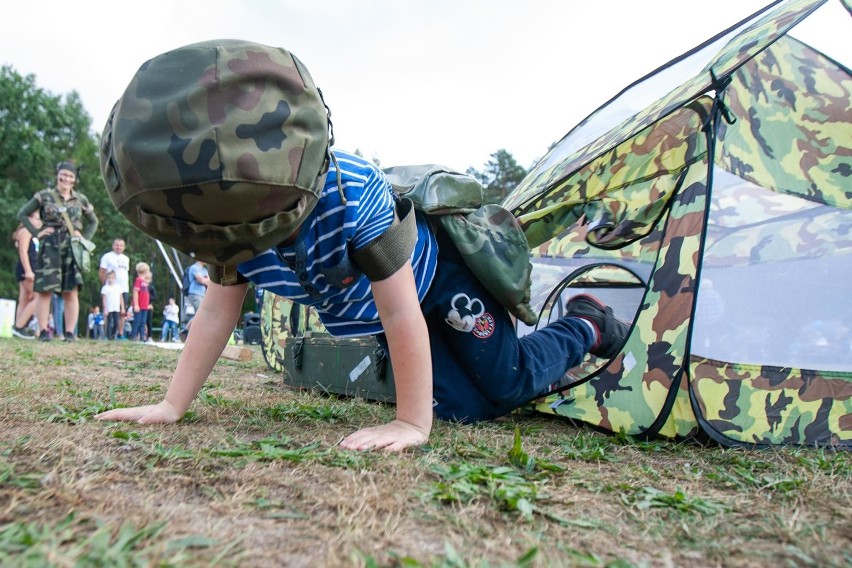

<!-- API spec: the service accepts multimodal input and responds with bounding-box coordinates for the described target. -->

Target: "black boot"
[564,295,629,359]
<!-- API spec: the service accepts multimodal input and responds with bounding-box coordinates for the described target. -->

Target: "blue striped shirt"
[237,150,438,337]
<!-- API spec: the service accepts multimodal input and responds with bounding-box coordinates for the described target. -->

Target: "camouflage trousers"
[34,231,83,293]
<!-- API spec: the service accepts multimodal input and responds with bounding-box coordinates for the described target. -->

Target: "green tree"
[471,149,527,205]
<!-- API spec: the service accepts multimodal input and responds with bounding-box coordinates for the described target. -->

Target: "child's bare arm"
[16,229,34,279]
[340,263,433,452]
[96,281,248,424]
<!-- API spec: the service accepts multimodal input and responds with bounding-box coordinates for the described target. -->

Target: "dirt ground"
[0,338,849,567]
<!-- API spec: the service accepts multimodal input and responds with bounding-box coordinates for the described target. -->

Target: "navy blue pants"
[381,230,594,423]
[130,309,149,341]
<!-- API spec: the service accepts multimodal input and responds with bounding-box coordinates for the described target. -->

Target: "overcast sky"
[2,1,848,172]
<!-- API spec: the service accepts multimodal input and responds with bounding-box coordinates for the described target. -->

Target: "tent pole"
[155,240,182,288]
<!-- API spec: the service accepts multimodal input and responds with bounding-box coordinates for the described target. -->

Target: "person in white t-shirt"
[101,270,125,340]
[99,238,130,338]
[161,297,180,342]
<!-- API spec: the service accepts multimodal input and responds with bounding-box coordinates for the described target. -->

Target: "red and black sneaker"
[564,294,629,359]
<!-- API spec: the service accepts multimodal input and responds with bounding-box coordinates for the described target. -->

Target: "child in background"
[161,297,180,342]
[124,306,134,339]
[87,306,96,339]
[101,270,125,340]
[129,262,152,341]
[92,306,105,340]
[11,210,42,339]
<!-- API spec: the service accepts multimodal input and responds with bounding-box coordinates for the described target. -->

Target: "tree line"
[0,65,534,330]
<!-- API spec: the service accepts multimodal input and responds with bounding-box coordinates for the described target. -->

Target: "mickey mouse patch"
[445,293,495,338]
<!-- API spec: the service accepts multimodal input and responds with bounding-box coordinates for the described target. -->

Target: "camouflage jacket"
[18,189,99,241]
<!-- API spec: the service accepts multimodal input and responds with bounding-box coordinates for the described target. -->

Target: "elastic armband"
[350,198,417,281]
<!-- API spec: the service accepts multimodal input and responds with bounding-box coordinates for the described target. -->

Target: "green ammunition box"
[282,334,397,402]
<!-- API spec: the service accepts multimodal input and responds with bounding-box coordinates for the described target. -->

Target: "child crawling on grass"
[95,39,627,452]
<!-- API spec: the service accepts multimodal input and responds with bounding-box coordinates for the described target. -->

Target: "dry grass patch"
[0,339,849,567]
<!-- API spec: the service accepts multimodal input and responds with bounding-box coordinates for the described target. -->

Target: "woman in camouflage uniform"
[17,161,98,341]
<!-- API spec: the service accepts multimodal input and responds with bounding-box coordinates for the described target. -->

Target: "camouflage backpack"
[382,165,537,326]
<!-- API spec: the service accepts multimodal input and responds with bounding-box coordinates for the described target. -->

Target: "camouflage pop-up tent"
[504,0,851,447]
[261,0,850,448]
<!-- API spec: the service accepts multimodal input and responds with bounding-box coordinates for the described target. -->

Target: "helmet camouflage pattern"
[99,39,331,266]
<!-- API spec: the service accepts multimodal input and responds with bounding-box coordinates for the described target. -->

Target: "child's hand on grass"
[95,400,181,424]
[340,419,428,452]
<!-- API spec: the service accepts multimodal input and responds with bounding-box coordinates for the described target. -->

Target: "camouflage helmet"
[99,39,331,266]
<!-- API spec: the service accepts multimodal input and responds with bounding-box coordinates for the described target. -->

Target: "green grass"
[261,400,351,422]
[424,432,559,521]
[558,431,622,462]
[427,462,539,519]
[0,457,42,490]
[0,513,236,567]
[619,486,728,516]
[356,543,540,568]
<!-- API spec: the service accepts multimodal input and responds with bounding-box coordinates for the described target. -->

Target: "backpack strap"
[51,190,77,235]
[350,198,417,281]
